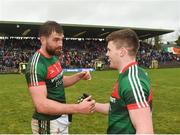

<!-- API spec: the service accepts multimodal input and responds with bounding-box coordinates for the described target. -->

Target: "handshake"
[77,93,91,103]
[76,93,96,114]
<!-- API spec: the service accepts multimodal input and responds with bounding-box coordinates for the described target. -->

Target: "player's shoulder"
[119,65,149,87]
[138,66,148,74]
[136,66,150,81]
[26,52,46,72]
[28,51,41,62]
[126,64,149,78]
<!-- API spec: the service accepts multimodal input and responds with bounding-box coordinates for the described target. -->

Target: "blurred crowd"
[59,40,107,68]
[0,38,179,73]
[0,38,107,72]
[0,39,40,72]
[137,42,180,68]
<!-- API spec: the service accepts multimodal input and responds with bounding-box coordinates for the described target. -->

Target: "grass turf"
[0,68,180,133]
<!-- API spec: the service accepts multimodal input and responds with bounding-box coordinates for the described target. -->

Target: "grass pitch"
[0,68,180,133]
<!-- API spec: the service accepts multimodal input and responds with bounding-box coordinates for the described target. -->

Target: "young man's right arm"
[28,85,95,115]
[95,103,109,115]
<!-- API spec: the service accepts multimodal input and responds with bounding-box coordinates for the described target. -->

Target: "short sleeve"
[25,60,47,87]
[120,75,150,110]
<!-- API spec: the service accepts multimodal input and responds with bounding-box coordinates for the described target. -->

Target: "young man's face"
[106,41,121,69]
[43,31,64,56]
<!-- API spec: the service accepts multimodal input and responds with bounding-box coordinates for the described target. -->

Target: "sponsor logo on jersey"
[51,72,63,83]
[46,61,62,79]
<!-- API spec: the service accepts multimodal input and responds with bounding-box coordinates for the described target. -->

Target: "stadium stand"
[0,21,179,73]
[0,38,180,73]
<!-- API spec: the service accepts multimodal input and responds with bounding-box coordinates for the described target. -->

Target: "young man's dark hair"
[106,29,139,56]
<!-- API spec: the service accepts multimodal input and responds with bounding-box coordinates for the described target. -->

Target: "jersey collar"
[37,49,52,59]
[120,61,138,73]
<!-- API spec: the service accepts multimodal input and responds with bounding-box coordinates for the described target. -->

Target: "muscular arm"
[129,107,154,134]
[95,103,109,115]
[29,85,95,115]
[63,74,81,88]
[63,71,91,87]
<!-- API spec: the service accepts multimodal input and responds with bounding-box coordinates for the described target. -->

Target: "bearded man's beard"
[54,49,63,56]
[46,46,62,56]
[46,46,55,56]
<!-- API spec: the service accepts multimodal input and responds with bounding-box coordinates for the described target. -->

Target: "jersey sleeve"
[120,75,150,110]
[25,60,47,87]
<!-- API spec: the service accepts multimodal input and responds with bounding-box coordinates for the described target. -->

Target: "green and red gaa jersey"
[107,62,152,134]
[25,50,65,120]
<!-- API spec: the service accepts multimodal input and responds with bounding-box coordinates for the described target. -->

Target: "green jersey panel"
[25,52,47,86]
[120,65,151,109]
[25,51,66,120]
